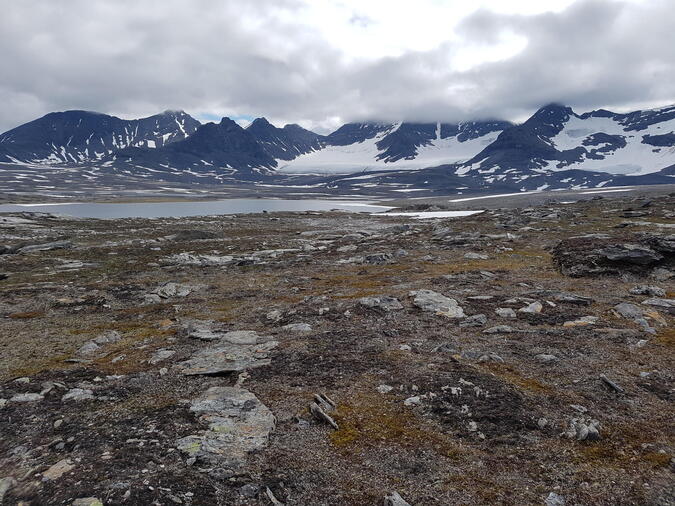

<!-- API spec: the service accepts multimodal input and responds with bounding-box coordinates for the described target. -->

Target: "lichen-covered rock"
[359,296,403,312]
[551,234,673,277]
[175,336,277,375]
[409,290,464,318]
[564,418,601,441]
[176,387,275,473]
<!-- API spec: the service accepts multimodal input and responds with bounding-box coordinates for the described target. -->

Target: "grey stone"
[495,307,517,318]
[239,484,260,498]
[484,325,516,334]
[17,240,73,254]
[651,267,674,282]
[0,476,17,505]
[464,252,488,260]
[148,349,176,365]
[266,310,282,322]
[478,352,504,363]
[563,316,599,327]
[176,387,275,472]
[384,491,412,506]
[153,282,192,299]
[359,296,403,312]
[42,459,75,481]
[519,301,543,313]
[409,290,465,318]
[641,298,675,312]
[221,330,263,344]
[565,418,601,441]
[9,393,44,403]
[364,252,393,264]
[535,354,559,363]
[77,341,101,355]
[186,321,223,341]
[176,337,277,375]
[545,492,566,506]
[630,285,666,297]
[62,389,95,402]
[598,244,663,265]
[403,396,421,406]
[161,253,235,267]
[282,323,312,332]
[460,314,487,327]
[78,331,121,356]
[614,302,645,320]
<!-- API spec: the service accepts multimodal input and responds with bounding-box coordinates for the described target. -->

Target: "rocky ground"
[0,193,673,505]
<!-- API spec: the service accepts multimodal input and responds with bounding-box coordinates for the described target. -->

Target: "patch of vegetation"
[481,363,554,394]
[329,391,465,460]
[654,327,675,347]
[7,311,45,319]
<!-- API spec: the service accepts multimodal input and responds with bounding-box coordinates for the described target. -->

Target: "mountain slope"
[110,117,277,180]
[460,104,675,181]
[246,118,324,160]
[0,110,200,165]
[276,120,512,174]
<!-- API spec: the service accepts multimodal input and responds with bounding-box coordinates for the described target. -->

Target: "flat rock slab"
[176,386,275,472]
[409,289,465,318]
[359,296,403,312]
[175,338,277,375]
[186,321,268,345]
[161,253,235,267]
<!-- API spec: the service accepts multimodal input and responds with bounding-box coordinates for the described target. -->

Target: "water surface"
[0,199,392,219]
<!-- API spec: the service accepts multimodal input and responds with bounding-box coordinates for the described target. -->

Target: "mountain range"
[0,103,673,192]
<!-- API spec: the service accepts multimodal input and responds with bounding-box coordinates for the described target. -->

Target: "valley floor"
[0,192,673,505]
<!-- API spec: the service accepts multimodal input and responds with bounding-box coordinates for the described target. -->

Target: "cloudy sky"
[1,0,673,132]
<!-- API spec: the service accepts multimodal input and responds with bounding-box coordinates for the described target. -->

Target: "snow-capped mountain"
[109,117,326,180]
[0,110,200,165]
[459,104,675,182]
[112,117,277,180]
[276,120,512,174]
[246,117,324,160]
[0,103,673,192]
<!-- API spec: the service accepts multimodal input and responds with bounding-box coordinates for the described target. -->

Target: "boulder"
[359,296,403,312]
[409,290,465,318]
[551,234,673,277]
[176,332,277,375]
[176,387,275,472]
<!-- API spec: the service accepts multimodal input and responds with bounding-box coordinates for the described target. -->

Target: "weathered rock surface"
[409,290,465,318]
[176,330,277,375]
[552,234,673,277]
[176,387,275,472]
[161,252,235,267]
[0,477,17,505]
[359,296,403,312]
[384,491,412,506]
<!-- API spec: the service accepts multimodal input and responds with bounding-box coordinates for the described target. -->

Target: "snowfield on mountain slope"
[545,114,675,176]
[275,128,501,174]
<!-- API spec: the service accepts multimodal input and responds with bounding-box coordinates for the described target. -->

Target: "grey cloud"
[0,0,673,133]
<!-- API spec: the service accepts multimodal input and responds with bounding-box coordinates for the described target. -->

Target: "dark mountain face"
[111,118,278,179]
[0,110,200,164]
[462,106,570,170]
[246,118,324,160]
[324,123,392,146]
[374,121,515,163]
[618,104,675,131]
[375,123,437,162]
[461,103,675,178]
